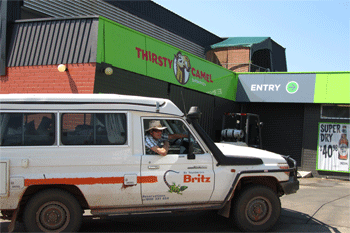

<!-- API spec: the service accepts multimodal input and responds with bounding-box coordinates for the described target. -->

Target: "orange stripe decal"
[24,176,158,186]
[138,176,158,183]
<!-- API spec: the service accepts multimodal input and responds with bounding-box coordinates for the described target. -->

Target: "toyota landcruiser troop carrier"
[0,94,299,232]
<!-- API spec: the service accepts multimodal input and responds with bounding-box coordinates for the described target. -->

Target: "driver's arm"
[168,134,187,140]
[150,142,169,156]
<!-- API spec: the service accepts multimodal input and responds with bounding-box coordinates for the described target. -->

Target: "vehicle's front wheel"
[232,185,281,232]
[23,189,82,232]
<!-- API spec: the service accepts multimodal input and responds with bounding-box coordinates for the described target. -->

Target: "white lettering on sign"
[251,84,281,91]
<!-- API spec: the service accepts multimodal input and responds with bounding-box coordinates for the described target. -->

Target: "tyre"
[23,189,82,232]
[232,185,281,232]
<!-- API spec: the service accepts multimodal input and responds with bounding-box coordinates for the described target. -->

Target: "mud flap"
[217,200,231,218]
[8,208,19,233]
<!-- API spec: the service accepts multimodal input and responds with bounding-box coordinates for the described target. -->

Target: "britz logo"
[183,174,211,183]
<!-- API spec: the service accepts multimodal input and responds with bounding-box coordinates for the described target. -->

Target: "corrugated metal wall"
[108,1,223,47]
[301,104,320,174]
[1,0,23,75]
[7,17,98,67]
[169,85,216,138]
[0,0,7,75]
[94,64,232,139]
[94,64,169,99]
[213,97,240,141]
[244,103,304,165]
[23,0,206,59]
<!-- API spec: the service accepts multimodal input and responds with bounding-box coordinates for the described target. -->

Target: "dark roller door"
[213,97,240,141]
[94,65,168,98]
[169,85,215,139]
[244,103,304,165]
[94,65,237,141]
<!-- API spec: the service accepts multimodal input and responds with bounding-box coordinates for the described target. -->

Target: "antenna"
[181,89,187,115]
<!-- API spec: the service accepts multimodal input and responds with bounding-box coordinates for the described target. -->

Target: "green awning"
[210,37,270,49]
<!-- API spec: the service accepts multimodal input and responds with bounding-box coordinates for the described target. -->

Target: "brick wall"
[206,47,250,72]
[0,63,96,94]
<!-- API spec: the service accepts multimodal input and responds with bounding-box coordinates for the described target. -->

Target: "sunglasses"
[152,129,162,133]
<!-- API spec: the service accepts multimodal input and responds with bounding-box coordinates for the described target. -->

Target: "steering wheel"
[171,137,182,145]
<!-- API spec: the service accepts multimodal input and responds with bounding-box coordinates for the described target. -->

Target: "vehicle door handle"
[148,165,160,169]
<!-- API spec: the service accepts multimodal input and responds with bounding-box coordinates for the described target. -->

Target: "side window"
[321,105,350,119]
[61,113,127,145]
[0,113,55,146]
[144,119,204,155]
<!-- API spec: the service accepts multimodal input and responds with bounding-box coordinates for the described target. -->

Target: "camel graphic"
[173,51,191,85]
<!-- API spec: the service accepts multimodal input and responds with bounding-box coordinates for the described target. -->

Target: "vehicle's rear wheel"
[23,189,82,232]
[232,185,281,232]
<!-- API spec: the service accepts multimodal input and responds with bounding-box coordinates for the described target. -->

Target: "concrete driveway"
[274,177,350,232]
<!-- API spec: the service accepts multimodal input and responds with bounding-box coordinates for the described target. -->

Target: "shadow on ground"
[1,208,341,232]
[273,208,342,232]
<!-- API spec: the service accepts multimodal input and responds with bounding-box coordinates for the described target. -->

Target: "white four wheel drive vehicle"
[0,94,299,232]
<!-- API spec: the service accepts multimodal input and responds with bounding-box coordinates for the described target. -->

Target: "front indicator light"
[278,163,290,176]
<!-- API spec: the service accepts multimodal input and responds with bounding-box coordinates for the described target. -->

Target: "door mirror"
[187,106,201,121]
[187,152,195,160]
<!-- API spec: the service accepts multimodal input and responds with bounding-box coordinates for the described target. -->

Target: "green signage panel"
[237,72,350,104]
[97,17,236,101]
[104,20,147,76]
[314,73,350,104]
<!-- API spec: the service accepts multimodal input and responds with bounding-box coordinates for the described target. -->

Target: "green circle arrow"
[286,81,299,94]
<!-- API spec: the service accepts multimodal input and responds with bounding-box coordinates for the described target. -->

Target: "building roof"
[7,16,99,67]
[20,0,220,58]
[210,37,270,49]
[106,1,223,47]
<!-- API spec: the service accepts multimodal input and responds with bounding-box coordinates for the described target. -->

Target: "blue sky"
[152,0,349,72]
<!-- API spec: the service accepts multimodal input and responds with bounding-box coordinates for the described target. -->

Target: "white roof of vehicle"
[0,93,184,116]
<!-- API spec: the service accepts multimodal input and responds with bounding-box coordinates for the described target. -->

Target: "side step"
[91,203,222,216]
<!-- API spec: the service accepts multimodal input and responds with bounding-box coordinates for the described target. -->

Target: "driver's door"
[141,118,214,205]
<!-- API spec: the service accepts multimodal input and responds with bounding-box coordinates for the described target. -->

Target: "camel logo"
[173,51,191,85]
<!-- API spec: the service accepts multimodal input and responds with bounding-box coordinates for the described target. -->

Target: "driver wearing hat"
[145,120,187,156]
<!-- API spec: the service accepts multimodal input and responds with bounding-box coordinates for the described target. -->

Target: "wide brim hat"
[146,120,167,132]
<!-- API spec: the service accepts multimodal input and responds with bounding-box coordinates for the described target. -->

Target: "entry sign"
[317,123,350,172]
[236,74,316,103]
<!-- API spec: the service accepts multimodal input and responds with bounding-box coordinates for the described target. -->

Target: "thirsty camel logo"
[173,51,191,85]
[135,47,213,86]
